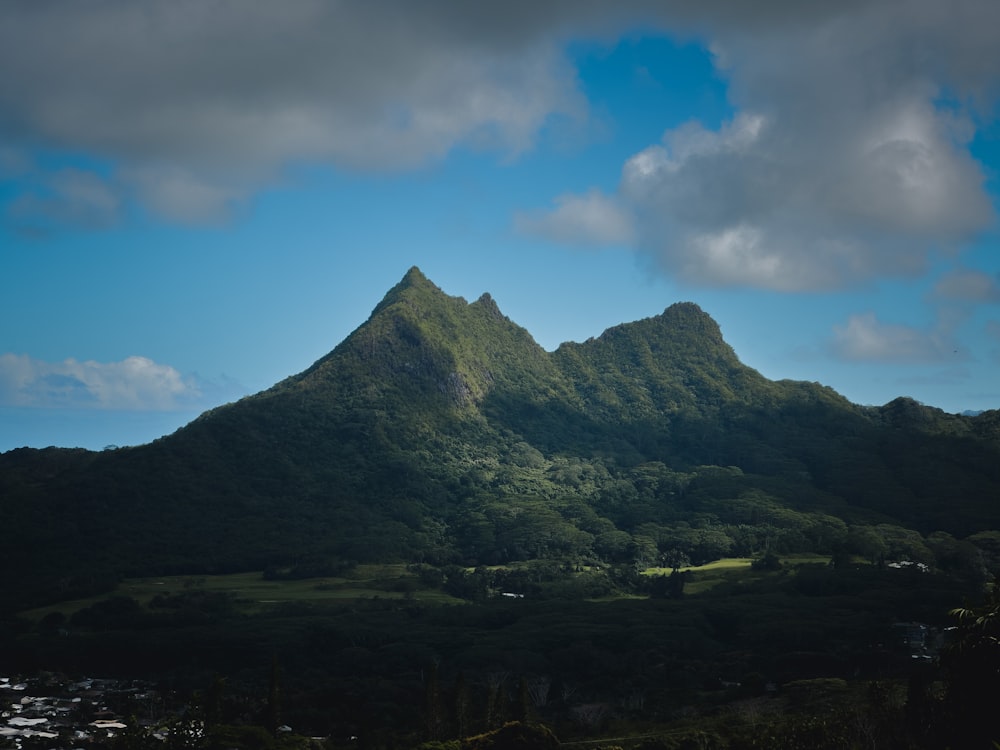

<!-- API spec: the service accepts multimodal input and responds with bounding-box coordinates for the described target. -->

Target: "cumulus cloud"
[0,353,230,411]
[619,100,990,290]
[514,189,635,246]
[522,0,1000,290]
[2,0,1000,262]
[0,1,592,224]
[830,312,964,363]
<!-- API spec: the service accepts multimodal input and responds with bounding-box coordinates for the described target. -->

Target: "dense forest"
[2,267,1000,747]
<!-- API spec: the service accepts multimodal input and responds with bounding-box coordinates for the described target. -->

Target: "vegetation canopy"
[1,267,999,610]
[3,269,1000,747]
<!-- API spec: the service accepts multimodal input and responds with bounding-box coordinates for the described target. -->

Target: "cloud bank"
[0,354,237,411]
[0,1,591,223]
[2,0,998,291]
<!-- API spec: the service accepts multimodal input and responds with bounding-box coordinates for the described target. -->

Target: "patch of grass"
[19,568,465,620]
[681,558,756,573]
[644,554,832,577]
[641,558,754,577]
[641,555,834,595]
[780,553,833,566]
[639,558,754,596]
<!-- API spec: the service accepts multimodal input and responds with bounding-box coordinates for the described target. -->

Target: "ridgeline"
[3,267,1000,610]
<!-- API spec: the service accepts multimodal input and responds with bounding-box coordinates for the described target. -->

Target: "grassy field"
[20,564,464,620]
[642,554,833,594]
[20,556,837,620]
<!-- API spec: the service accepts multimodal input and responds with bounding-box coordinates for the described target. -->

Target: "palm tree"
[939,584,1000,748]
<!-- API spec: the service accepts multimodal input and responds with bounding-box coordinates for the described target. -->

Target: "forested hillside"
[3,267,1000,611]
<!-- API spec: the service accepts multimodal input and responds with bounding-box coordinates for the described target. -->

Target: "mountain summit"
[2,269,999,610]
[282,265,560,411]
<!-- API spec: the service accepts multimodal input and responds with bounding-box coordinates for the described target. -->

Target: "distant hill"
[2,267,999,610]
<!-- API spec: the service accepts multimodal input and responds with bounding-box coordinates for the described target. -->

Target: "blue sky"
[3,1,1000,452]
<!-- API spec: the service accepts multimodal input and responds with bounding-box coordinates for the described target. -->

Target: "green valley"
[2,268,1000,748]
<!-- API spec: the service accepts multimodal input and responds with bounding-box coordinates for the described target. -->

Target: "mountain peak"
[655,301,724,340]
[663,301,707,317]
[473,292,505,321]
[371,266,446,315]
[659,301,713,324]
[586,301,723,350]
[401,265,429,286]
[393,265,440,295]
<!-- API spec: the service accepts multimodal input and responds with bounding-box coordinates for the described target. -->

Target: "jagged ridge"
[2,268,999,611]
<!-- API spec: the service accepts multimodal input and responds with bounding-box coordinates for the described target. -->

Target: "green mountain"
[3,267,1000,610]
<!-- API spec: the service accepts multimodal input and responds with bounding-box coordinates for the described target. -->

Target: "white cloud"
[830,312,963,363]
[514,189,635,246]
[932,269,1000,302]
[617,94,991,290]
[0,354,222,411]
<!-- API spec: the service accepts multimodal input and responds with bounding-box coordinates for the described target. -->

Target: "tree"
[512,678,530,724]
[939,584,1000,747]
[847,525,887,566]
[485,671,508,730]
[648,569,686,599]
[265,655,281,736]
[425,661,445,740]
[452,672,470,739]
[751,552,782,571]
[203,674,225,729]
[462,722,558,750]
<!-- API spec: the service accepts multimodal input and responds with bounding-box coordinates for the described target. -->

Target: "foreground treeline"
[6,446,999,615]
[4,562,999,748]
